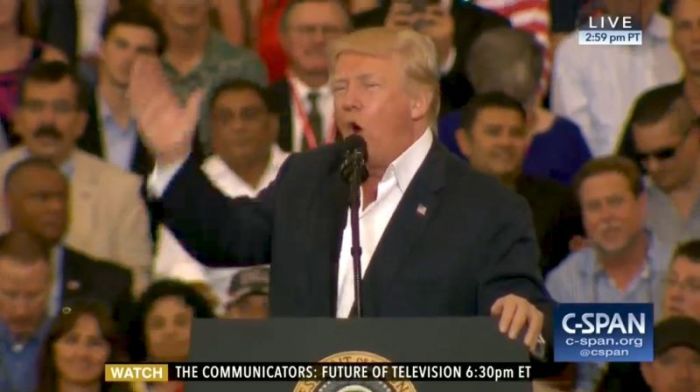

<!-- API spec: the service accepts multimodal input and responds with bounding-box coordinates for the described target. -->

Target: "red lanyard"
[288,77,336,149]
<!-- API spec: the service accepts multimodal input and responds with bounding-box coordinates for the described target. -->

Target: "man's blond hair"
[328,27,441,124]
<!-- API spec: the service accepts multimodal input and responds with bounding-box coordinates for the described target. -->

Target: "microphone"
[340,134,369,185]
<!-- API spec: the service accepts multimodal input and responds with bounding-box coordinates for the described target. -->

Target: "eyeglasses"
[635,146,681,163]
[664,277,700,294]
[635,131,692,165]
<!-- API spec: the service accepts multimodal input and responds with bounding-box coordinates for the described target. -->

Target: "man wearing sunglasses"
[632,97,700,247]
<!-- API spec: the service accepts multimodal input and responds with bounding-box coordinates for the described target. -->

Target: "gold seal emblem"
[293,351,417,392]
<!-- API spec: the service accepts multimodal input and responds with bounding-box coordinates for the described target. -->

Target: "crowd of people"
[0,0,699,391]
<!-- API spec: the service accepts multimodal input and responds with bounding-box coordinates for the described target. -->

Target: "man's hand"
[415,5,454,69]
[128,55,203,166]
[491,294,544,353]
[384,1,416,29]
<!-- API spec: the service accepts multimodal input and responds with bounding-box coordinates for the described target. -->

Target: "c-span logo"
[293,351,417,392]
[554,303,653,362]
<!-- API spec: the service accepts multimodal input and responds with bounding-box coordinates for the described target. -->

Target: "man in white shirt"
[131,27,549,355]
[269,0,352,152]
[551,0,682,157]
[153,79,288,311]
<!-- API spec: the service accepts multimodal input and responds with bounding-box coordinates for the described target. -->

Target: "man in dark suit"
[352,0,510,114]
[268,0,352,152]
[76,6,166,177]
[3,157,133,330]
[132,27,549,353]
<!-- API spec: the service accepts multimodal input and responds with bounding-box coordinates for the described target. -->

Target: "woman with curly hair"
[128,280,215,392]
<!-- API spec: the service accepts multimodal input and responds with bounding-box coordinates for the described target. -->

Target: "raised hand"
[129,55,204,166]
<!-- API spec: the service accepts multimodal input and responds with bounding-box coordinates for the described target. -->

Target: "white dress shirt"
[288,75,335,152]
[551,13,682,156]
[152,145,288,312]
[336,130,433,317]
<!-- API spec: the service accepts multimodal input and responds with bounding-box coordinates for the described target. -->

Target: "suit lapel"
[69,152,98,242]
[61,249,87,304]
[276,81,293,152]
[359,142,447,316]
[77,92,105,158]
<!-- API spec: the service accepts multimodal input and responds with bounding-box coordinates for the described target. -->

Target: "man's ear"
[409,89,432,121]
[73,110,88,140]
[455,128,471,158]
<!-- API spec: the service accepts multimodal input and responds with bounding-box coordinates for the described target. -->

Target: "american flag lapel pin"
[416,204,427,217]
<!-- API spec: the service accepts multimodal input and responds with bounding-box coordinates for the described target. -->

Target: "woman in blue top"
[438,27,591,185]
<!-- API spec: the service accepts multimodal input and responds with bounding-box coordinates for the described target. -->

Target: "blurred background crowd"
[0,0,699,391]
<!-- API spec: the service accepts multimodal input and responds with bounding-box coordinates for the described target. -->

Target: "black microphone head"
[340,134,369,184]
[342,134,368,161]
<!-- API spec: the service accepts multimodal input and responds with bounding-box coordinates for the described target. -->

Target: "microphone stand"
[348,159,363,318]
[340,136,368,319]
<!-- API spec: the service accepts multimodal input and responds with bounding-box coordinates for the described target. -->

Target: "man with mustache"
[0,60,152,294]
[455,92,582,277]
[546,156,673,391]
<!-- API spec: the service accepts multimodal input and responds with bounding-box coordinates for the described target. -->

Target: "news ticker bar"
[578,30,643,45]
[105,362,533,383]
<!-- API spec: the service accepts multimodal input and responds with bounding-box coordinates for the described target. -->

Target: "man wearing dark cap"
[641,316,700,392]
[224,266,270,319]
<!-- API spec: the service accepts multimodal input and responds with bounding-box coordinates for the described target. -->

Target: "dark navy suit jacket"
[153,140,552,318]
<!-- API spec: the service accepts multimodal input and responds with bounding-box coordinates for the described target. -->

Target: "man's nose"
[644,157,661,174]
[339,86,361,111]
[12,299,32,318]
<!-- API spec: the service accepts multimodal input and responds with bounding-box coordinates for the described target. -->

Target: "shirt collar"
[0,314,52,347]
[203,145,289,193]
[20,147,75,178]
[382,129,433,193]
[581,230,662,278]
[288,73,331,100]
[97,91,114,122]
